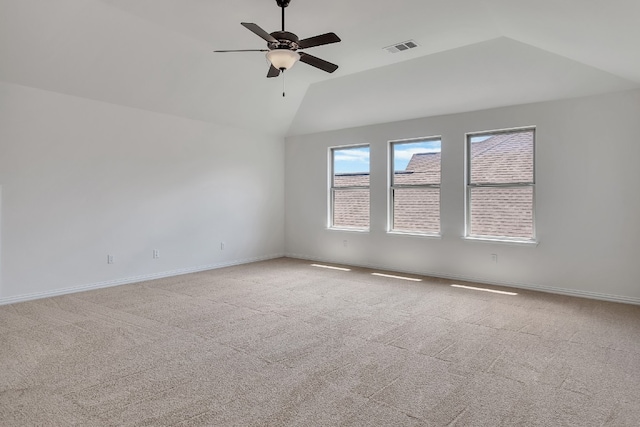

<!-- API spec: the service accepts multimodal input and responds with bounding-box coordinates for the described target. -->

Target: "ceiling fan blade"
[299,52,338,73]
[241,22,278,43]
[267,65,281,78]
[213,49,269,53]
[298,32,341,49]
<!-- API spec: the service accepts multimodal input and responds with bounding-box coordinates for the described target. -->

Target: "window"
[330,145,370,230]
[466,128,535,241]
[390,138,441,234]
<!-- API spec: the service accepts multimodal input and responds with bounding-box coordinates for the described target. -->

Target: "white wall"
[0,82,285,303]
[285,89,640,303]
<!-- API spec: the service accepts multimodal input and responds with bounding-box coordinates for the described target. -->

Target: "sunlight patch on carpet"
[371,273,422,282]
[451,284,517,295]
[311,264,352,271]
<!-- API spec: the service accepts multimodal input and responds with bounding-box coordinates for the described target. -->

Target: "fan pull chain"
[282,70,286,97]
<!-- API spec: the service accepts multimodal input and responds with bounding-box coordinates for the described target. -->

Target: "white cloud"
[335,150,370,163]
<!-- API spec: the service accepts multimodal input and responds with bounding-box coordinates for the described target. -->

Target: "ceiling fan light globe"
[266,49,300,70]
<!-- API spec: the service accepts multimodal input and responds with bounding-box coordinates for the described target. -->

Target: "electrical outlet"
[107,255,114,264]
[491,254,498,263]
[220,242,225,250]
[343,240,348,248]
[153,249,160,259]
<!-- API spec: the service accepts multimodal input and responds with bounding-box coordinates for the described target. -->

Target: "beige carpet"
[1,257,639,426]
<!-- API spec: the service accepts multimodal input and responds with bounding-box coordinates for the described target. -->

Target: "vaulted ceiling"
[2,0,639,137]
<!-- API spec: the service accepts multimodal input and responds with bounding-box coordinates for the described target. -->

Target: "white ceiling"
[1,0,639,137]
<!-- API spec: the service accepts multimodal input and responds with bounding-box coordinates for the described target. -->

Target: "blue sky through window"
[334,146,370,174]
[470,135,491,143]
[334,140,445,174]
[393,140,441,171]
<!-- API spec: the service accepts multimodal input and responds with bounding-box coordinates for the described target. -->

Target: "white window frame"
[388,137,442,236]
[464,126,536,243]
[329,144,370,231]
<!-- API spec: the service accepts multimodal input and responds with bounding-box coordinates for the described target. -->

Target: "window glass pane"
[333,173,370,188]
[333,146,370,187]
[470,130,533,184]
[469,187,533,239]
[393,140,441,185]
[393,188,440,234]
[333,189,370,229]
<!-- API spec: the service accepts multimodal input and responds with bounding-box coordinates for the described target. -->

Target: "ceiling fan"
[214,0,341,78]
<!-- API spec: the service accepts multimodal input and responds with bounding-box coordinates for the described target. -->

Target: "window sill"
[462,236,539,246]
[328,227,370,233]
[388,231,442,239]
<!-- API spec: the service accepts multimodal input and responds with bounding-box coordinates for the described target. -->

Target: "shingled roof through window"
[333,130,534,238]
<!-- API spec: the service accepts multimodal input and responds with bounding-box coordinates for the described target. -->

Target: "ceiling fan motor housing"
[268,31,299,50]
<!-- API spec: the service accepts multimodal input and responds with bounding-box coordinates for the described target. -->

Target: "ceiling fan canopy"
[214,0,341,78]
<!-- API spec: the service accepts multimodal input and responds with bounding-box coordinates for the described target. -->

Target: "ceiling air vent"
[384,40,419,54]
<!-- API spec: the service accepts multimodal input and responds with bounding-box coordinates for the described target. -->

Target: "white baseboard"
[0,253,284,306]
[4,252,637,307]
[285,253,640,306]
